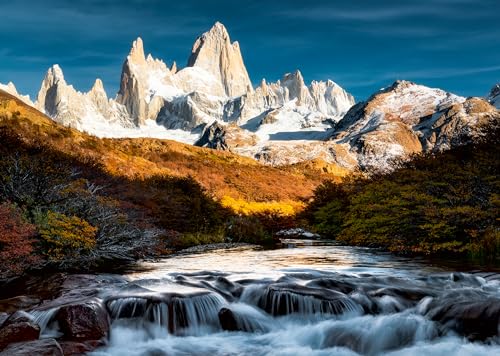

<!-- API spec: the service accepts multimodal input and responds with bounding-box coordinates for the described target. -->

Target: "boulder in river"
[55,300,110,341]
[427,297,500,341]
[218,308,239,331]
[0,311,40,351]
[0,338,63,356]
[59,339,106,355]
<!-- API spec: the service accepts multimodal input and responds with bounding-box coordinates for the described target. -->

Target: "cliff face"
[18,22,497,171]
[187,22,253,98]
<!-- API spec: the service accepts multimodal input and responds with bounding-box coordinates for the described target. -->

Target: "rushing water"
[36,240,500,355]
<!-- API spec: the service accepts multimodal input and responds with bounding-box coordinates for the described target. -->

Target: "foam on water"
[82,240,500,355]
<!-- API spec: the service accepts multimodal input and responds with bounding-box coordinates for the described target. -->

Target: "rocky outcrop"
[116,37,177,125]
[487,83,500,109]
[234,70,354,124]
[0,83,34,107]
[36,65,131,129]
[187,22,252,97]
[195,121,229,150]
[329,80,499,170]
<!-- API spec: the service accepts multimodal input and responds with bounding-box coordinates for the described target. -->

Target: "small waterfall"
[106,292,225,335]
[30,307,61,337]
[219,303,272,333]
[108,297,149,319]
[242,283,362,317]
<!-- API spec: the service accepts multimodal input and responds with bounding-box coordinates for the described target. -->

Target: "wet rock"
[427,297,500,341]
[0,338,63,356]
[55,300,110,341]
[306,278,355,294]
[0,314,8,328]
[4,311,35,325]
[0,321,40,351]
[59,340,105,355]
[0,296,41,313]
[369,287,431,302]
[218,308,239,331]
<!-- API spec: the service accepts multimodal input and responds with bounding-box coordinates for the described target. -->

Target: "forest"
[303,124,499,262]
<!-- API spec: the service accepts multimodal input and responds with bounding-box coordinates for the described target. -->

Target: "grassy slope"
[0,89,342,205]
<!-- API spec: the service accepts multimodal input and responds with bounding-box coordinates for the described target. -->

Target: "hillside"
[304,122,500,261]
[0,88,346,278]
[0,89,335,204]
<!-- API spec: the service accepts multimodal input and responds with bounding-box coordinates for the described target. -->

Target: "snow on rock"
[23,22,494,172]
[0,82,35,107]
[487,83,500,109]
[187,22,253,97]
[329,80,499,171]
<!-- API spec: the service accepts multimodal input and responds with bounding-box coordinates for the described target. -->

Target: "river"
[22,240,500,355]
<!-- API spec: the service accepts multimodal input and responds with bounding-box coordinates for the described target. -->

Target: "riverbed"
[87,240,500,355]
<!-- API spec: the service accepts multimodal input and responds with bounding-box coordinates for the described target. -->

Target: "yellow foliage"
[39,211,97,260]
[220,196,303,216]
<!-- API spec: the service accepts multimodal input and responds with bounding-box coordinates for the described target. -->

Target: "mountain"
[488,83,500,109]
[329,80,498,170]
[187,21,253,97]
[25,22,355,162]
[0,87,331,203]
[0,82,34,106]
[3,22,498,172]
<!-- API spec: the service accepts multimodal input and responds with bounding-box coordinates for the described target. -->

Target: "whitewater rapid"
[38,240,500,355]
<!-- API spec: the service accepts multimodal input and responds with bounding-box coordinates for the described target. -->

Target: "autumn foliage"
[0,203,39,277]
[38,211,97,260]
[304,124,500,261]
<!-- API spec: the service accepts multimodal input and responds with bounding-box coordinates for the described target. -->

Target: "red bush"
[0,203,39,277]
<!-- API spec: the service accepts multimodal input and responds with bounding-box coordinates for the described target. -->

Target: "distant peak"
[91,78,105,92]
[187,22,252,97]
[45,64,66,84]
[489,83,500,98]
[283,70,305,85]
[129,37,146,63]
[6,81,17,92]
[170,61,178,74]
[210,21,229,36]
[389,80,416,91]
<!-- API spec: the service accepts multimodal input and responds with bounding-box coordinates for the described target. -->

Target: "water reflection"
[127,240,446,282]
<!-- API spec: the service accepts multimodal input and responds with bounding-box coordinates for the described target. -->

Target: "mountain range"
[1,22,498,171]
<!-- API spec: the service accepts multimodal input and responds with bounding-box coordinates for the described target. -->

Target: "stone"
[55,300,110,341]
[218,307,239,331]
[0,318,40,351]
[59,340,105,355]
[195,121,229,150]
[0,338,63,356]
[427,297,500,341]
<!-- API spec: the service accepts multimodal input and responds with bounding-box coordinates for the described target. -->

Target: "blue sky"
[0,0,499,101]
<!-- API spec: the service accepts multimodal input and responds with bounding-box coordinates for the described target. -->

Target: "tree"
[38,211,97,261]
[0,203,39,277]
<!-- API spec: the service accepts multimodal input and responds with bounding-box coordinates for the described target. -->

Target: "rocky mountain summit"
[0,82,34,107]
[329,80,498,170]
[488,83,500,109]
[1,22,498,171]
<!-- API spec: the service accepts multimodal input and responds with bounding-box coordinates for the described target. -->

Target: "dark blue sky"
[1,0,499,101]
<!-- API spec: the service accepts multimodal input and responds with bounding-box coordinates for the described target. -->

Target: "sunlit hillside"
[0,89,345,207]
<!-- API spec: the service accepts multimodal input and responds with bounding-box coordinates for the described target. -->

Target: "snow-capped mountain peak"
[187,21,253,98]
